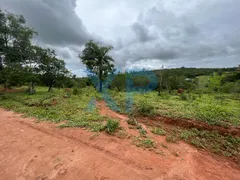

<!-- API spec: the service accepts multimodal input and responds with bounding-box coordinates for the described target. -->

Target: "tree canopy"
[0,9,72,92]
[79,40,115,92]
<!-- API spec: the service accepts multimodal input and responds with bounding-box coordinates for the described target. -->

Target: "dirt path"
[0,106,240,180]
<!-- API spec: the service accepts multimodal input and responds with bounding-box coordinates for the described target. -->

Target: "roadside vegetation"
[0,86,120,134]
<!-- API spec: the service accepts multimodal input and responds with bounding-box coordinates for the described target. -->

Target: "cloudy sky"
[0,0,240,76]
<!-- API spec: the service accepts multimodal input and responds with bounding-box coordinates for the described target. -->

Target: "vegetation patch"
[139,127,148,137]
[127,118,138,126]
[110,91,240,127]
[116,130,128,139]
[151,127,166,136]
[0,87,107,133]
[180,128,240,157]
[132,136,156,149]
[104,119,120,135]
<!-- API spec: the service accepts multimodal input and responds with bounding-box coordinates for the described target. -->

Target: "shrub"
[72,87,80,95]
[180,93,188,100]
[151,127,166,136]
[139,128,147,136]
[134,101,154,115]
[104,119,119,134]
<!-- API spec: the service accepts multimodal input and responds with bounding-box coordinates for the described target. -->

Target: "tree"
[79,40,115,92]
[0,9,36,88]
[38,48,69,92]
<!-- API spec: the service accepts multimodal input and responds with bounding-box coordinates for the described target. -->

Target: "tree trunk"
[158,86,161,96]
[99,66,103,92]
[158,75,163,96]
[0,56,3,70]
[31,81,35,92]
[99,79,102,92]
[48,83,52,92]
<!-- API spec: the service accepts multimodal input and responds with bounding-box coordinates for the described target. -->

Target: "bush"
[72,87,80,95]
[180,93,188,100]
[134,101,155,115]
[104,119,119,134]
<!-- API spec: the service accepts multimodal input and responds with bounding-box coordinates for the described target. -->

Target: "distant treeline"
[107,67,239,92]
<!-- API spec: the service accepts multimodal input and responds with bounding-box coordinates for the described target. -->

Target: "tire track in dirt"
[0,109,152,180]
[15,116,155,174]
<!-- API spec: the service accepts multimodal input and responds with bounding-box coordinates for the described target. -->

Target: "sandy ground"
[0,104,240,180]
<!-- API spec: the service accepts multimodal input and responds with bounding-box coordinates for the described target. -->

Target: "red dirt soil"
[0,104,240,180]
[137,115,240,136]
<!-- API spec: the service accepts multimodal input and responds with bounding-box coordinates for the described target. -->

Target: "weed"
[116,130,128,139]
[152,127,166,136]
[136,124,143,130]
[180,93,188,100]
[133,136,156,149]
[104,119,120,135]
[166,133,180,143]
[139,128,147,137]
[127,118,138,126]
[142,139,156,148]
[72,87,80,95]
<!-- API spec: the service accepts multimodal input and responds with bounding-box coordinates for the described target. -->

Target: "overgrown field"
[0,87,119,133]
[109,91,240,127]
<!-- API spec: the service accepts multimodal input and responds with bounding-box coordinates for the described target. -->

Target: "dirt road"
[0,107,240,180]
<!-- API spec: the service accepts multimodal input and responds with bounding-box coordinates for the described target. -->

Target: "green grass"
[150,125,240,158]
[180,128,240,157]
[104,119,120,135]
[151,127,166,136]
[132,136,156,149]
[110,91,240,127]
[0,86,108,132]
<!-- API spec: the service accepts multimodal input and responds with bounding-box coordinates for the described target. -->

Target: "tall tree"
[79,40,115,92]
[38,48,69,92]
[0,9,36,88]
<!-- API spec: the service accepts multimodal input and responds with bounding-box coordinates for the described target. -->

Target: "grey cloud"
[131,22,155,43]
[112,0,240,70]
[0,0,91,46]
